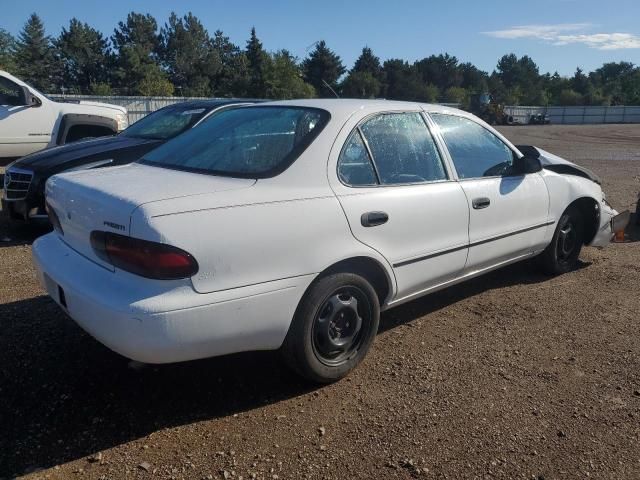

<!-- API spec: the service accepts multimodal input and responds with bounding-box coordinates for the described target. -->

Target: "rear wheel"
[539,207,584,275]
[281,273,380,383]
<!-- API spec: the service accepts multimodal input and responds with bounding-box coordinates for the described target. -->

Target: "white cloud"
[483,24,640,50]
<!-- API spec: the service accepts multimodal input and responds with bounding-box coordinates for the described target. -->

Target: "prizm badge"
[104,221,126,231]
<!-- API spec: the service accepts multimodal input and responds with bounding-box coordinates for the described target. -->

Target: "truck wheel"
[539,207,584,275]
[281,273,380,383]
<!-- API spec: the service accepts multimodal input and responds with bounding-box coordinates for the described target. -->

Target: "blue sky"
[3,0,640,76]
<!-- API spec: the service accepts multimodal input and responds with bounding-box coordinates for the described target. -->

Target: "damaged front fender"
[517,145,601,185]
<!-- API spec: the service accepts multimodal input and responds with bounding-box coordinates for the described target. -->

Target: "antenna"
[322,79,340,99]
[305,41,340,98]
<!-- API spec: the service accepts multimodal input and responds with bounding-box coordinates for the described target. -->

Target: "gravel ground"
[1,124,639,480]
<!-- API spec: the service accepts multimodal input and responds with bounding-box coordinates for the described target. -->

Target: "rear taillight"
[45,202,64,235]
[90,231,198,280]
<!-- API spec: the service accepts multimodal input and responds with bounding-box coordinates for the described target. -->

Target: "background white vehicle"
[32,100,626,383]
[0,70,128,161]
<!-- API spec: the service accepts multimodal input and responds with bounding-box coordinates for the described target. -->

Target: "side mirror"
[19,86,40,107]
[514,153,542,174]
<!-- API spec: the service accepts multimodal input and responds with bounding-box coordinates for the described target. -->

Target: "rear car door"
[330,111,470,301]
[430,113,550,272]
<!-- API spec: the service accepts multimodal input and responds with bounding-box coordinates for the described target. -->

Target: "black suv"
[2,99,257,224]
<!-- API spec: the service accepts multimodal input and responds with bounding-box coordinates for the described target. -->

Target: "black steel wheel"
[281,272,380,383]
[311,286,372,366]
[539,206,584,275]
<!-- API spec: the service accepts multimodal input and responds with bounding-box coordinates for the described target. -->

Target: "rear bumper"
[32,233,313,363]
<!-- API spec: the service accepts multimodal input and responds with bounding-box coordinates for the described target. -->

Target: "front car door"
[429,112,550,273]
[0,74,54,159]
[329,110,470,304]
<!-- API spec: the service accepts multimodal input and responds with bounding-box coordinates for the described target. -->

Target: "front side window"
[123,104,213,140]
[338,112,447,186]
[431,114,516,179]
[0,77,22,106]
[141,106,329,177]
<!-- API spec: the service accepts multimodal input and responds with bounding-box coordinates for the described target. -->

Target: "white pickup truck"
[0,70,128,161]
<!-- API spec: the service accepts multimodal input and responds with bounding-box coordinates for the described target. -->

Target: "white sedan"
[32,100,627,383]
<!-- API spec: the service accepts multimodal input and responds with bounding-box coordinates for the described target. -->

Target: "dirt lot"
[1,124,639,480]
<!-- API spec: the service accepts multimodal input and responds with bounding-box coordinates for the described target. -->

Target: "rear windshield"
[140,106,330,178]
[122,104,212,140]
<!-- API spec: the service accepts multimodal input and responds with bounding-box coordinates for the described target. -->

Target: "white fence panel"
[49,95,640,125]
[49,95,214,123]
[504,105,640,124]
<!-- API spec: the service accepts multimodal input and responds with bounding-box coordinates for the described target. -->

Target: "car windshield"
[122,104,213,140]
[140,106,330,178]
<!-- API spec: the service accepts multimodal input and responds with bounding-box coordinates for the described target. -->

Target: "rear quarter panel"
[131,188,396,295]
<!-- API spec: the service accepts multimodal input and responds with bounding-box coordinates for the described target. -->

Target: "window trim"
[336,129,379,187]
[426,112,526,181]
[336,110,452,189]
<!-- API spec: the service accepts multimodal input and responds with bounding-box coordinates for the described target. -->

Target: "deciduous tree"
[264,50,315,99]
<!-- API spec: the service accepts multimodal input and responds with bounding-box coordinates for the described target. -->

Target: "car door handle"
[472,197,491,209]
[361,211,389,227]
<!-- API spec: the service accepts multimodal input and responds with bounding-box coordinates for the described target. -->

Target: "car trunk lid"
[45,163,255,268]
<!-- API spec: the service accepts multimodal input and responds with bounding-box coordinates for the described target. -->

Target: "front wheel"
[281,273,380,383]
[539,207,584,275]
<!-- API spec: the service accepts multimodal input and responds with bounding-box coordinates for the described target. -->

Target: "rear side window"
[337,131,378,186]
[141,106,330,178]
[338,112,447,186]
[431,114,516,179]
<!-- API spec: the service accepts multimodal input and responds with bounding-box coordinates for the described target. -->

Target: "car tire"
[539,206,584,275]
[281,272,380,383]
[635,197,640,225]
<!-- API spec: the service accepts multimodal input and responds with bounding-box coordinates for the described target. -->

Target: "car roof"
[260,98,466,119]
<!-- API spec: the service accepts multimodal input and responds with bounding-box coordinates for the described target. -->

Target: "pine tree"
[160,12,221,96]
[14,13,59,91]
[211,30,248,96]
[112,12,171,95]
[382,59,433,101]
[245,27,267,97]
[56,18,112,94]
[342,47,385,98]
[0,29,16,72]
[302,40,345,97]
[352,47,384,81]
